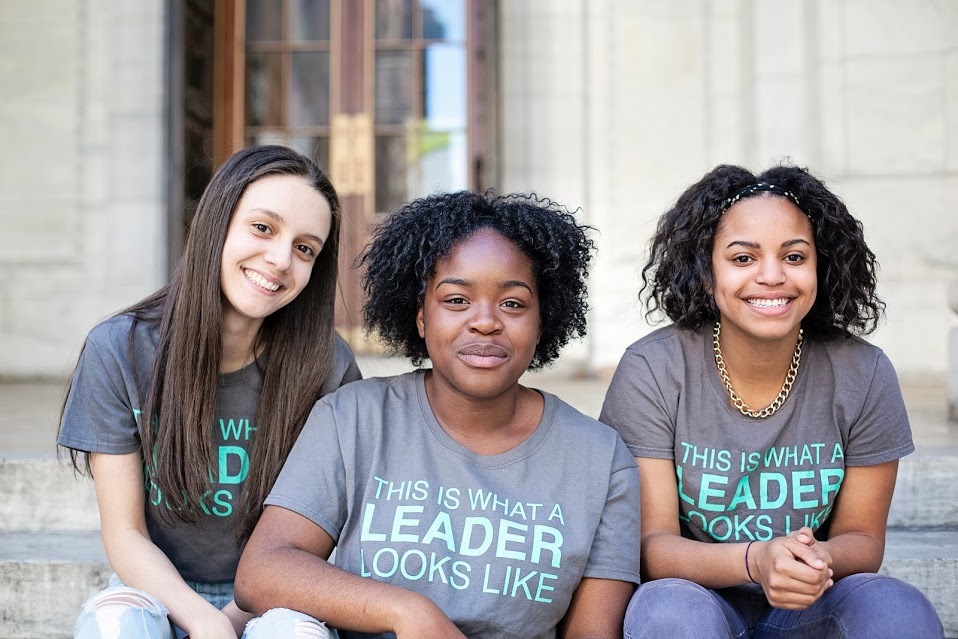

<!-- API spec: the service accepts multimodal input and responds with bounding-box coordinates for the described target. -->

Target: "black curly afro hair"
[641,163,884,340]
[358,190,595,369]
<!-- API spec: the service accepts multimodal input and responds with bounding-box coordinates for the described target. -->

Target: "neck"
[717,323,800,379]
[424,371,543,456]
[715,322,801,408]
[220,311,263,373]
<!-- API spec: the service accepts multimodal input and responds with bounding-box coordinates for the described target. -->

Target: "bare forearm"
[235,545,441,634]
[102,527,232,635]
[642,532,750,588]
[820,532,884,578]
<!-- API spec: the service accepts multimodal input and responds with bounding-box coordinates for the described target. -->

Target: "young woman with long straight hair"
[57,145,361,639]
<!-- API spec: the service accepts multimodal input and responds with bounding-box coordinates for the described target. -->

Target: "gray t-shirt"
[600,326,914,544]
[266,370,641,639]
[57,313,361,583]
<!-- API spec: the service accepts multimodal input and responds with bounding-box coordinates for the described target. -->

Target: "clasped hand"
[750,526,833,610]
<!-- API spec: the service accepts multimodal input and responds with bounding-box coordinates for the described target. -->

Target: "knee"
[624,579,730,639]
[833,574,943,639]
[75,587,171,639]
[244,608,329,639]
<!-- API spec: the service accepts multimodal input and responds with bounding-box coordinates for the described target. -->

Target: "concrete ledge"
[0,531,109,639]
[0,459,99,531]
[2,453,955,531]
[0,530,954,638]
[883,528,958,638]
[888,454,958,527]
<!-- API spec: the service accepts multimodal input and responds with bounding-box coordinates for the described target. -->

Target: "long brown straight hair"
[60,145,342,541]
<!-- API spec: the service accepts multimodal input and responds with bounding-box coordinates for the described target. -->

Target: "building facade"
[2,0,957,381]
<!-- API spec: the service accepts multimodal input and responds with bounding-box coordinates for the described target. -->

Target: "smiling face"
[219,173,333,334]
[710,195,817,347]
[416,228,541,402]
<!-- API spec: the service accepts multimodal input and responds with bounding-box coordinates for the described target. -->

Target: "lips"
[244,268,283,293]
[746,297,792,308]
[459,343,509,357]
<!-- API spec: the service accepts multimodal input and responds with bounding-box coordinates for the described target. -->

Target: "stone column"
[949,278,958,422]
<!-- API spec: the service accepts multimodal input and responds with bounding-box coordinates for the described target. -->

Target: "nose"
[755,258,786,286]
[468,301,503,335]
[264,243,292,272]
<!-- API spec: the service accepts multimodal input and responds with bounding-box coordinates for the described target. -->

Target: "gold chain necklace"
[713,322,803,418]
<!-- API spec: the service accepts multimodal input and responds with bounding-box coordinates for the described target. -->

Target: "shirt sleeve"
[599,347,677,460]
[265,397,348,541]
[56,324,141,455]
[582,437,641,584]
[844,350,915,466]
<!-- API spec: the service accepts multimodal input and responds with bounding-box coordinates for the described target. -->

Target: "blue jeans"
[624,574,943,639]
[74,574,238,639]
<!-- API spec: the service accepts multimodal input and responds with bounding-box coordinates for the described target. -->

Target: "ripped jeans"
[74,575,330,638]
[75,574,234,639]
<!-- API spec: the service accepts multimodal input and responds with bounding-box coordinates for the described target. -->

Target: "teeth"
[747,298,789,308]
[244,269,280,292]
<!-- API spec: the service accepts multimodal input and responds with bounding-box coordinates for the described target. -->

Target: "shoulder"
[330,333,360,375]
[83,313,157,365]
[85,313,135,348]
[315,334,363,396]
[331,333,354,363]
[608,325,703,389]
[547,394,636,471]
[320,370,418,411]
[620,325,701,364]
[306,372,421,443]
[812,335,895,383]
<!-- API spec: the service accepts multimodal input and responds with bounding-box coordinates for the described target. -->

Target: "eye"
[732,254,753,264]
[502,300,526,309]
[296,244,316,258]
[252,222,271,234]
[784,253,804,263]
[444,296,468,306]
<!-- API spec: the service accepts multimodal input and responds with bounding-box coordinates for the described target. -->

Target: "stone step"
[2,452,955,532]
[0,531,109,639]
[883,528,958,638]
[0,458,99,532]
[0,530,954,639]
[887,453,958,528]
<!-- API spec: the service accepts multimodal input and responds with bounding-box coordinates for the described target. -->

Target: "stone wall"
[498,0,958,380]
[0,1,167,377]
[3,0,955,381]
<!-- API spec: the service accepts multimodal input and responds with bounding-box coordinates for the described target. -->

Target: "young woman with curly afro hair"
[600,164,942,638]
[236,191,642,638]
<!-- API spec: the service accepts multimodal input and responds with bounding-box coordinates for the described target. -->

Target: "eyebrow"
[725,238,811,250]
[255,208,325,246]
[435,277,534,293]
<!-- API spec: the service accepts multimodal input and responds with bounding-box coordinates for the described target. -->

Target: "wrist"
[387,590,433,629]
[392,591,449,632]
[184,607,232,636]
[745,540,769,585]
[744,540,758,584]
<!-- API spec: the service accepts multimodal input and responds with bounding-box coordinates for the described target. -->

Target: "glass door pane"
[372,0,467,213]
[244,0,332,171]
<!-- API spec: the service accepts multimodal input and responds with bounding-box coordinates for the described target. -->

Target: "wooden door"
[207,0,497,347]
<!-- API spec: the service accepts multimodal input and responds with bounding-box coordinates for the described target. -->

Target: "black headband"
[722,182,801,213]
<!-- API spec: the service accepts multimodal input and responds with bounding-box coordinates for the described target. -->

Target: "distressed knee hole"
[86,587,165,613]
[292,618,329,639]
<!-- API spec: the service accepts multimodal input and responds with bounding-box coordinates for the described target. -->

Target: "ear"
[416,307,425,338]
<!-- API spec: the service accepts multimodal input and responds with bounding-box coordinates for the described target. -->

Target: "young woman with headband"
[601,164,942,638]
